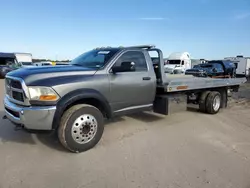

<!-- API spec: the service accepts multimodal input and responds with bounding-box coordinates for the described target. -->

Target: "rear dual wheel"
[199,91,221,114]
[58,104,104,153]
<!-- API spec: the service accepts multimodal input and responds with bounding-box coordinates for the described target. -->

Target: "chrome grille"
[5,77,30,106]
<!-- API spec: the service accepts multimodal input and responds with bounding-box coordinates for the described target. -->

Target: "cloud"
[138,17,167,21]
[234,12,250,20]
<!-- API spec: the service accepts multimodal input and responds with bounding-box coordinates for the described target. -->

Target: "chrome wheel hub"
[213,95,221,111]
[71,114,98,144]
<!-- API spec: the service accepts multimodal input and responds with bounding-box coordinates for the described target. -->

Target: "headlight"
[28,86,59,101]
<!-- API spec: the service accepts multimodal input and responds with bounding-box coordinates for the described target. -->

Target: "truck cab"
[164,52,191,74]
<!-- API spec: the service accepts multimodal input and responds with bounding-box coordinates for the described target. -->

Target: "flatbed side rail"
[161,77,247,92]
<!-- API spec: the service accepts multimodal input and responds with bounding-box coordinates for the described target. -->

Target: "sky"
[0,0,250,60]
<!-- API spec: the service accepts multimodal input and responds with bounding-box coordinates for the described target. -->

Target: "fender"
[52,88,112,130]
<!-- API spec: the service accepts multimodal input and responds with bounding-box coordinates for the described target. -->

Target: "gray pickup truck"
[3,45,246,153]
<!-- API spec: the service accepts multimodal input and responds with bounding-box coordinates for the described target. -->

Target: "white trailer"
[164,52,191,74]
[224,56,250,77]
[14,53,32,63]
[191,59,208,68]
[33,61,53,66]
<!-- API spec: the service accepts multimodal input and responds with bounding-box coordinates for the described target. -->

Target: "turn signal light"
[39,95,58,101]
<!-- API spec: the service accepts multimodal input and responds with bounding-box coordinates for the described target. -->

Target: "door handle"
[142,77,151,80]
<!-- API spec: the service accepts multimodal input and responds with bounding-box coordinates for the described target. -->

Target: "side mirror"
[112,61,135,73]
[212,68,217,72]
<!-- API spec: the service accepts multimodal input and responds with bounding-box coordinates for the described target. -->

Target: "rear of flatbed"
[158,76,246,93]
[153,74,246,116]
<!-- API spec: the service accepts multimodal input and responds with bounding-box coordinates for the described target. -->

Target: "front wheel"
[58,104,104,153]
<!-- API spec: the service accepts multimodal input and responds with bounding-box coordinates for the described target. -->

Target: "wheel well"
[196,87,228,108]
[65,98,110,119]
[187,87,228,109]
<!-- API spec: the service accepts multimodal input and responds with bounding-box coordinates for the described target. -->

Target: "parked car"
[34,61,53,66]
[0,53,21,78]
[185,60,236,78]
[20,61,34,67]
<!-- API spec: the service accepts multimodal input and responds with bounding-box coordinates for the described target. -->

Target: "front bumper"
[165,68,174,73]
[4,96,56,130]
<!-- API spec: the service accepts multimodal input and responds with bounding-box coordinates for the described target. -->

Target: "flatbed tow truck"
[3,45,246,153]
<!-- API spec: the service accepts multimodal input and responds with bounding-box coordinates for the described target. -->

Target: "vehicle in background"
[3,45,246,153]
[34,61,70,66]
[191,59,208,68]
[14,53,32,63]
[0,52,33,78]
[185,60,236,78]
[164,52,191,74]
[20,62,34,67]
[55,62,70,65]
[224,56,250,78]
[34,61,53,66]
[0,53,21,78]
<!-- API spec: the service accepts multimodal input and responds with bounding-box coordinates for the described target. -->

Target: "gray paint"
[52,48,157,112]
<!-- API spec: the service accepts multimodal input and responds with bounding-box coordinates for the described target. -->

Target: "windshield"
[193,65,200,68]
[70,49,119,68]
[167,60,181,65]
[0,58,15,66]
[22,62,32,65]
[200,64,213,68]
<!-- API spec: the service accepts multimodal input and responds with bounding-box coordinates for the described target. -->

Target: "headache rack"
[94,44,156,50]
[124,45,156,49]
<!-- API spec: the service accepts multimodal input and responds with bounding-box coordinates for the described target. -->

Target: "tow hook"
[2,115,7,120]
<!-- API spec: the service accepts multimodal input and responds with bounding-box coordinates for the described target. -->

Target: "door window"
[113,51,148,72]
[214,63,224,72]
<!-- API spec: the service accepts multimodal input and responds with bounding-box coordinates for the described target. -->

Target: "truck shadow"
[0,111,67,152]
[186,106,200,113]
[35,131,68,152]
[0,111,36,145]
[104,112,164,126]
[0,110,194,153]
[127,111,165,122]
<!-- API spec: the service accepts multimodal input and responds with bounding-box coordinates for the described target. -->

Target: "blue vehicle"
[185,60,236,78]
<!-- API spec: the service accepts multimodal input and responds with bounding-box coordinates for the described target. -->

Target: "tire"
[205,91,221,114]
[58,104,104,153]
[199,91,210,113]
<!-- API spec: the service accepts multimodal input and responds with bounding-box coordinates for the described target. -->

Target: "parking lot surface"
[0,80,250,188]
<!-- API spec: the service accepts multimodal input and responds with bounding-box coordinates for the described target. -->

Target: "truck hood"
[7,65,98,86]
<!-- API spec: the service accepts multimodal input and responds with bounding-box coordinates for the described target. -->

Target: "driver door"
[108,50,156,113]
